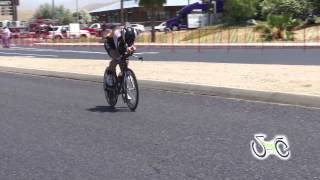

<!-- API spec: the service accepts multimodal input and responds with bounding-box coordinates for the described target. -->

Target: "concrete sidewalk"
[0,56,320,107]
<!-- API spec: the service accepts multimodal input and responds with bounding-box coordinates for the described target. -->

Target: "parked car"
[28,19,59,36]
[155,22,167,32]
[166,17,186,31]
[246,19,258,25]
[96,23,122,38]
[10,27,35,38]
[130,23,145,33]
[81,23,101,35]
[46,25,90,39]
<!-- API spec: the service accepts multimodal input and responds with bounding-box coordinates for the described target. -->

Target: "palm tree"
[255,15,300,41]
[136,0,167,42]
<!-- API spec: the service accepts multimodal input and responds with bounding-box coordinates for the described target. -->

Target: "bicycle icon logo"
[250,134,291,160]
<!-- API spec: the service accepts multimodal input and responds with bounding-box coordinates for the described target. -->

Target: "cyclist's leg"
[107,58,117,73]
[106,49,120,86]
[107,48,120,72]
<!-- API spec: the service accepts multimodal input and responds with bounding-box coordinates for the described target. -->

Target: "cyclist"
[104,26,138,87]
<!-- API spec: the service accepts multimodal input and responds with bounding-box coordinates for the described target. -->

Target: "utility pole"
[12,4,17,21]
[51,0,55,38]
[188,0,190,5]
[76,0,79,23]
[9,0,18,21]
[52,0,55,19]
[120,0,124,25]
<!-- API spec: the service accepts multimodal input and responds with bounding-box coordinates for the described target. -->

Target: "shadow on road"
[87,106,130,113]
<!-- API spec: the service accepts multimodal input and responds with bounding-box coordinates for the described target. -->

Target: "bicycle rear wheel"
[103,69,118,107]
[123,68,139,111]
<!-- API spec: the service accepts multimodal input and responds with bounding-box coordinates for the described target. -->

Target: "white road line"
[12,47,160,55]
[12,47,39,50]
[0,51,58,58]
[135,52,160,55]
[11,47,107,54]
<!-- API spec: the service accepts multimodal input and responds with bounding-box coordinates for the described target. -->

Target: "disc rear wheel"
[103,69,118,107]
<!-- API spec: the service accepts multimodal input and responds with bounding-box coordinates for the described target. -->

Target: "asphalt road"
[1,45,320,65]
[0,72,319,179]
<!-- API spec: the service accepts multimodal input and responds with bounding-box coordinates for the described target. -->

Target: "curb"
[1,66,320,108]
[32,42,320,49]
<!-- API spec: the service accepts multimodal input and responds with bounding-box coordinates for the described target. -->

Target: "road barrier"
[9,25,320,51]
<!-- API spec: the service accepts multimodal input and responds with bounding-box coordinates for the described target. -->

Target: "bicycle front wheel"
[123,68,139,111]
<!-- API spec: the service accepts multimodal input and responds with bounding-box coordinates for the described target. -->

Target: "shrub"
[255,15,301,41]
[260,0,309,19]
[224,0,257,22]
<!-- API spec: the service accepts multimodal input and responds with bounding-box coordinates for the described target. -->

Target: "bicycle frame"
[115,53,143,92]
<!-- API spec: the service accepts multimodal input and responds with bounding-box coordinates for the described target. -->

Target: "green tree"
[55,5,73,25]
[33,3,74,25]
[135,0,166,42]
[255,0,265,19]
[224,0,257,22]
[73,10,92,24]
[33,3,52,19]
[260,0,309,19]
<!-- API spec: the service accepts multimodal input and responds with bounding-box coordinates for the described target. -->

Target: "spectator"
[2,27,11,48]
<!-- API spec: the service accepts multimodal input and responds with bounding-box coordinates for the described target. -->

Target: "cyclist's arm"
[127,45,136,54]
[113,29,121,49]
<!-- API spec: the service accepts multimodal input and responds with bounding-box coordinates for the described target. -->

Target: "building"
[90,0,222,24]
